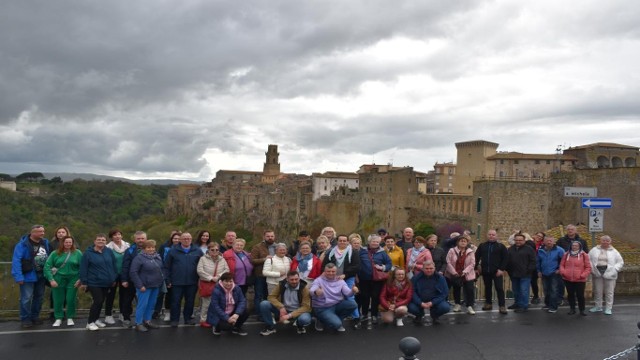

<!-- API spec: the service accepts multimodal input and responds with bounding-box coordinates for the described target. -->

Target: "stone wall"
[548,168,640,247]
[472,179,550,240]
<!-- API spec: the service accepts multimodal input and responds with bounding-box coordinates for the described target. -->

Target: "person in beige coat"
[197,242,229,327]
[263,243,292,293]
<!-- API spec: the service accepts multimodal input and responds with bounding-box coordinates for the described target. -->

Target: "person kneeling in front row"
[310,263,358,332]
[259,270,312,335]
[408,260,450,325]
[206,272,249,336]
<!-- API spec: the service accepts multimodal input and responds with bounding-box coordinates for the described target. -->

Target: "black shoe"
[568,309,576,315]
[353,320,362,330]
[170,321,179,328]
[152,312,159,320]
[21,320,33,328]
[186,319,197,325]
[507,304,519,310]
[144,321,160,329]
[580,311,587,316]
[412,316,423,326]
[232,327,248,336]
[32,318,44,325]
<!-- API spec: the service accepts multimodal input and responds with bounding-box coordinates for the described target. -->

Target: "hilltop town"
[166,141,640,246]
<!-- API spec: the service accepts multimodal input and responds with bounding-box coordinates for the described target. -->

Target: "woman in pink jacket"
[446,235,476,315]
[405,236,432,279]
[560,241,591,316]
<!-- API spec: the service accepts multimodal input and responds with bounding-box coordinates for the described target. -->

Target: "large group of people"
[11,224,625,335]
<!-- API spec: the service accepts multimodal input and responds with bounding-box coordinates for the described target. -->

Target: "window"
[514,160,519,164]
[500,160,504,164]
[535,160,540,164]
[546,160,551,164]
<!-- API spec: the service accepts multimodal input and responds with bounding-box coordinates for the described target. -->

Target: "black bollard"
[399,336,421,360]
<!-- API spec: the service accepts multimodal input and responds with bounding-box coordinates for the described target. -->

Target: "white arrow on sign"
[582,198,612,208]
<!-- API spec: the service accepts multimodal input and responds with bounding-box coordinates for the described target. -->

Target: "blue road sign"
[581,198,612,208]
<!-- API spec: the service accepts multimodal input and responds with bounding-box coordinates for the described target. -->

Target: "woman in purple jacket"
[129,240,164,331]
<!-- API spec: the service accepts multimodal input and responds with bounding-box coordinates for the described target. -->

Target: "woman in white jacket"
[262,243,292,293]
[588,235,624,315]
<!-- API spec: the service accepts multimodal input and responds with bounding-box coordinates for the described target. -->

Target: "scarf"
[107,241,130,254]
[408,246,425,267]
[219,281,236,315]
[296,252,313,272]
[569,241,582,257]
[328,245,352,268]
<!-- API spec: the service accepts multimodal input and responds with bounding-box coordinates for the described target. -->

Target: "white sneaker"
[453,304,461,312]
[95,319,107,328]
[67,319,75,326]
[104,316,116,325]
[53,319,62,327]
[395,318,404,327]
[86,322,99,331]
[467,306,476,315]
[163,312,171,322]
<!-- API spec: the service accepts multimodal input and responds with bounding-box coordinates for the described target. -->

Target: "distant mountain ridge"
[43,172,203,185]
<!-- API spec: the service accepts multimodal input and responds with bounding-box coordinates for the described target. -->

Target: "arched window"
[611,157,623,168]
[597,156,609,168]
[625,157,637,167]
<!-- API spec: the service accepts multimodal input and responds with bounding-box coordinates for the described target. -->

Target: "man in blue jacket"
[119,231,147,327]
[537,236,565,313]
[164,232,203,327]
[11,225,50,328]
[408,260,450,325]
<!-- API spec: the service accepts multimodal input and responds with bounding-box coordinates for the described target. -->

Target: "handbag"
[51,252,71,276]
[199,259,220,297]
[198,280,216,297]
[369,252,388,281]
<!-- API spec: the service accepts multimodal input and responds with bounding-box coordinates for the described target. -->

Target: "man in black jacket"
[506,233,537,313]
[475,229,508,314]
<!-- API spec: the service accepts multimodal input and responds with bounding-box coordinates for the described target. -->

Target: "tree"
[0,173,14,181]
[16,172,45,182]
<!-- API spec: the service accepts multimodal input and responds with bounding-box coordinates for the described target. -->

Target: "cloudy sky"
[1,1,639,180]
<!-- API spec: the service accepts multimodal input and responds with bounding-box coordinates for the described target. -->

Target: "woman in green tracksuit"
[44,236,83,327]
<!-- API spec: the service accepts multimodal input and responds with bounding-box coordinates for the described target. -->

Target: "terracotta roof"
[565,142,639,151]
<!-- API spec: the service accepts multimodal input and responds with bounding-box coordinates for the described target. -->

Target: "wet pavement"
[1,297,639,360]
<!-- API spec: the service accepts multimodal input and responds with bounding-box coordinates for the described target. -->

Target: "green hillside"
[0,180,173,260]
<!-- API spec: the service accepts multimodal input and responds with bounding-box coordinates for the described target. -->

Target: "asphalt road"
[1,298,639,360]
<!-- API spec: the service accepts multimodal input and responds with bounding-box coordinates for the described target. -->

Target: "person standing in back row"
[12,225,51,328]
[475,229,508,314]
[164,232,203,327]
[506,233,537,313]
[251,230,277,314]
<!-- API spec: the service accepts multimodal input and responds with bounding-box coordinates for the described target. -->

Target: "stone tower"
[262,144,281,184]
[455,140,499,195]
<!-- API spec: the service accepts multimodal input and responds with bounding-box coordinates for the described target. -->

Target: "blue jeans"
[170,284,197,323]
[254,276,268,314]
[511,277,531,309]
[135,287,159,324]
[542,274,560,310]
[408,300,451,320]
[259,300,311,327]
[19,275,47,321]
[313,299,357,330]
[344,277,359,319]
